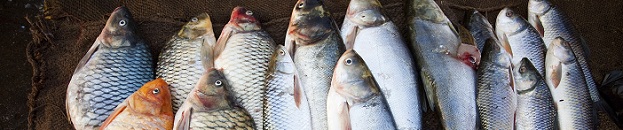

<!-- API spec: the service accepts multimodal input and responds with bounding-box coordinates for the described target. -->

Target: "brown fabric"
[27,0,622,129]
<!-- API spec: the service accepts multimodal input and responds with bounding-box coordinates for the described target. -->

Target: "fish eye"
[505,11,513,17]
[297,3,305,9]
[119,20,127,26]
[215,80,222,86]
[345,58,353,65]
[469,57,476,64]
[245,10,253,16]
[191,17,198,22]
[519,66,526,73]
[279,50,285,55]
[152,88,160,94]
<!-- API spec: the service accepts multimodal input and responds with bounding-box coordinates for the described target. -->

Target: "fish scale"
[157,37,206,112]
[496,8,547,77]
[476,39,515,130]
[67,43,153,129]
[189,108,254,129]
[214,31,275,130]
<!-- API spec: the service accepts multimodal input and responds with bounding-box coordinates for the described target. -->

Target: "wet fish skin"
[476,39,516,129]
[213,7,276,130]
[465,10,495,52]
[264,45,312,130]
[99,78,174,130]
[339,0,422,129]
[545,37,595,129]
[156,13,216,112]
[528,0,601,108]
[329,50,396,130]
[407,0,478,129]
[173,68,254,130]
[514,58,557,130]
[66,6,153,130]
[496,8,547,76]
[285,0,346,129]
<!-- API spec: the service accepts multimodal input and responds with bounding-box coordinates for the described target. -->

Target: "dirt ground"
[0,0,42,129]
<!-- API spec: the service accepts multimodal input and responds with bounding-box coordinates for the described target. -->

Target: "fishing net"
[27,0,623,129]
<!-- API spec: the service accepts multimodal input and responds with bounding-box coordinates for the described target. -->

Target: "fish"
[406,0,479,129]
[173,68,254,130]
[496,8,548,76]
[99,78,173,130]
[465,10,496,53]
[65,6,154,130]
[285,0,346,129]
[327,50,396,130]
[528,0,605,117]
[213,7,276,130]
[264,45,312,130]
[339,0,422,129]
[544,37,595,129]
[476,39,516,129]
[514,58,557,130]
[156,13,216,112]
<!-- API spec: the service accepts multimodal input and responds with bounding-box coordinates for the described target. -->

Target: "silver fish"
[528,0,601,109]
[213,7,276,130]
[465,10,496,52]
[156,13,216,112]
[264,45,312,130]
[545,37,595,129]
[496,8,548,77]
[65,7,153,130]
[327,50,396,130]
[407,0,479,129]
[285,0,346,129]
[173,68,254,130]
[476,39,516,129]
[339,0,422,129]
[514,58,557,130]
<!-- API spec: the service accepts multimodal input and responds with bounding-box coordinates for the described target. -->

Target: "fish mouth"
[230,6,258,24]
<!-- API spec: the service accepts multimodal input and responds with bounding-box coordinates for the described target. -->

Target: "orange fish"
[99,78,174,130]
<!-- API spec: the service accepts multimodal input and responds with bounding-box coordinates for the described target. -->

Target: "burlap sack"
[27,0,622,129]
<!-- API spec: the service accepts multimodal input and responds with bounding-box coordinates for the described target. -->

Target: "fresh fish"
[407,0,479,129]
[545,37,595,129]
[476,39,516,129]
[496,8,547,76]
[514,58,557,130]
[65,7,153,130]
[465,10,496,52]
[264,45,312,130]
[173,68,254,130]
[285,0,346,129]
[99,78,173,130]
[339,0,422,129]
[213,7,276,129]
[156,13,216,112]
[528,0,603,112]
[327,50,396,130]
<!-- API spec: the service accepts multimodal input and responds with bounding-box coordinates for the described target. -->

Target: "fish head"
[332,50,378,103]
[495,8,526,37]
[345,0,386,27]
[99,6,139,48]
[528,0,552,16]
[514,58,541,92]
[194,68,233,109]
[409,0,448,23]
[228,7,261,32]
[287,0,334,45]
[177,13,215,40]
[548,37,576,63]
[269,45,296,75]
[466,10,493,30]
[481,38,512,69]
[132,78,173,116]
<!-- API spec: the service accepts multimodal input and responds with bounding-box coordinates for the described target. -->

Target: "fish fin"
[528,13,544,37]
[419,84,428,112]
[343,25,358,50]
[602,70,623,86]
[201,37,215,69]
[294,74,302,108]
[550,62,562,88]
[579,36,590,58]
[327,89,351,130]
[455,23,477,46]
[99,100,127,130]
[213,28,232,60]
[175,107,192,130]
[284,35,297,58]
[498,34,513,57]
[74,40,101,73]
[420,70,436,112]
[456,43,481,70]
[65,95,72,124]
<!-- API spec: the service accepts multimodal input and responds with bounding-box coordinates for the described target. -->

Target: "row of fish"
[65,0,621,129]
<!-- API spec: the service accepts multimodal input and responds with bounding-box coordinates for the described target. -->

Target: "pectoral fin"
[213,28,232,60]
